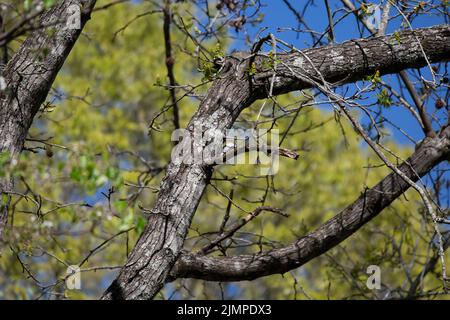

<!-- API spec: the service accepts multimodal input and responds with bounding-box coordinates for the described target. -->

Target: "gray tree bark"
[102,25,450,299]
[170,128,450,281]
[0,0,97,239]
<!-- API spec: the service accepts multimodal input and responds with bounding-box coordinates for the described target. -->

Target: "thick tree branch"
[0,0,97,238]
[253,25,449,98]
[102,25,450,300]
[171,127,450,282]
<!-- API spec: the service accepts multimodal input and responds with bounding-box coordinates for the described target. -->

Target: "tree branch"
[163,0,180,129]
[0,0,97,239]
[171,127,450,281]
[102,25,450,300]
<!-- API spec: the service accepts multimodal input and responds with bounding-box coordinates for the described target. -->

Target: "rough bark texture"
[102,25,450,299]
[102,66,255,300]
[264,25,450,96]
[0,0,97,239]
[171,129,450,281]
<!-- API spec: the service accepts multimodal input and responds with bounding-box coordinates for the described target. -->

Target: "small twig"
[199,206,288,254]
[324,0,335,43]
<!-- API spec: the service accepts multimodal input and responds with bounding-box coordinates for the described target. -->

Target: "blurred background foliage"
[0,0,445,299]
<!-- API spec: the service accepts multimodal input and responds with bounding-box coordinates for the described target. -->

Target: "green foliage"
[198,61,220,81]
[198,43,225,81]
[263,52,281,70]
[365,70,382,87]
[0,152,10,178]
[376,89,392,107]
[24,0,54,11]
[246,62,257,76]
[68,155,123,194]
[394,31,402,44]
[212,43,224,61]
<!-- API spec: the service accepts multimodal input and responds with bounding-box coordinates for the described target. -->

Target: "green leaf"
[113,200,127,213]
[70,166,82,182]
[43,0,55,9]
[106,166,119,180]
[119,209,134,231]
[135,216,147,235]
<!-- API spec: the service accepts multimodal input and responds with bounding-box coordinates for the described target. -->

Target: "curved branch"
[171,128,450,281]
